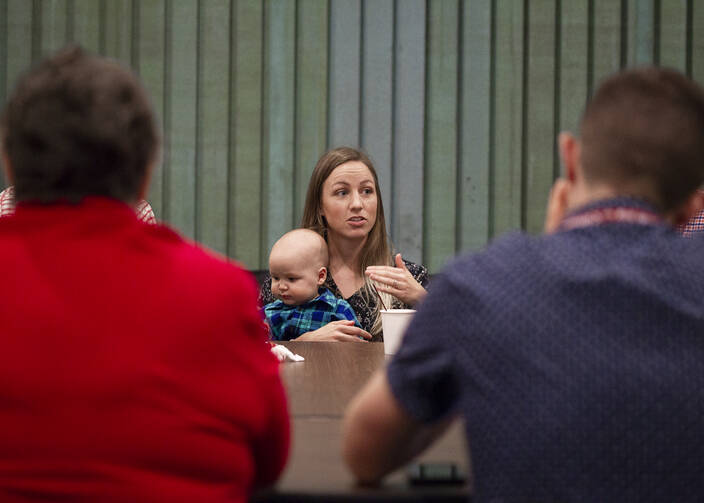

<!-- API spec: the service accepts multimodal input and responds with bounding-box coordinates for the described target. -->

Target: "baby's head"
[269,229,328,306]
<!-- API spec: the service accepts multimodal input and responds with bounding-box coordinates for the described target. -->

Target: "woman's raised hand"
[365,253,427,307]
[297,320,372,342]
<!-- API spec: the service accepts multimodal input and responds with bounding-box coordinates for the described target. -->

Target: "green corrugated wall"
[1,0,702,272]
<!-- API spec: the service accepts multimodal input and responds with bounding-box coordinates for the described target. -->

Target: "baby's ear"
[318,266,327,285]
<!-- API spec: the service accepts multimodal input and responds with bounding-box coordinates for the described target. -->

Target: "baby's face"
[269,253,323,306]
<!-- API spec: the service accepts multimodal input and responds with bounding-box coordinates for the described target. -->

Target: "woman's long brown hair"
[301,146,396,336]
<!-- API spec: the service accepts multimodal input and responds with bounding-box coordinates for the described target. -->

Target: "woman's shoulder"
[401,257,430,287]
[257,271,274,306]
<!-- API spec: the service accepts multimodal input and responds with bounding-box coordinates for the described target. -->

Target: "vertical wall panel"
[230,0,263,268]
[197,0,230,253]
[627,0,655,66]
[560,1,589,137]
[39,0,69,57]
[0,0,5,101]
[492,0,524,235]
[72,0,101,53]
[1,0,698,272]
[136,0,166,218]
[361,0,393,229]
[458,0,492,252]
[658,0,687,71]
[3,0,36,188]
[2,0,34,188]
[328,0,361,148]
[0,0,6,187]
[165,0,198,239]
[295,0,328,224]
[104,0,132,63]
[693,0,704,85]
[262,0,296,262]
[6,0,34,95]
[392,0,425,263]
[425,0,459,271]
[592,0,623,89]
[525,0,556,234]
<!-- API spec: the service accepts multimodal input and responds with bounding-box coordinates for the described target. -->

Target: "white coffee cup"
[381,309,416,355]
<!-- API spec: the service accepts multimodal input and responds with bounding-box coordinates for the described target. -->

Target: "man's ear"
[671,190,704,227]
[318,266,327,285]
[558,132,581,183]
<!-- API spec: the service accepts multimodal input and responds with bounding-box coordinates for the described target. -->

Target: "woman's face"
[320,161,378,241]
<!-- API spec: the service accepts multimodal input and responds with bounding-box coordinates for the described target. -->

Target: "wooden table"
[251,342,472,502]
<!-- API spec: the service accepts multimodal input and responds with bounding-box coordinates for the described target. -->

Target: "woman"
[260,147,429,341]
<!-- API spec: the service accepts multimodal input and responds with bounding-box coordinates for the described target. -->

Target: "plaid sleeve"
[136,199,157,224]
[677,193,704,237]
[263,304,285,341]
[334,299,361,327]
[0,186,16,217]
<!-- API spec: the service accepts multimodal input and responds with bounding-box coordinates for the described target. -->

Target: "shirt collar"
[7,196,140,229]
[559,197,664,232]
[568,197,660,216]
[268,287,336,311]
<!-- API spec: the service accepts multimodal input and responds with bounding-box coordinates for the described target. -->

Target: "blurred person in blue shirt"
[344,67,704,503]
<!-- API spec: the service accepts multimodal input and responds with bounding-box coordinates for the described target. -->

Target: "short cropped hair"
[580,67,704,212]
[0,46,158,203]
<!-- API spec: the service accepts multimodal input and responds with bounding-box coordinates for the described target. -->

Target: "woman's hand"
[365,254,427,306]
[297,320,372,342]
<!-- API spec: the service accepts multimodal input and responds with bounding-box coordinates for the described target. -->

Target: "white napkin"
[270,344,305,363]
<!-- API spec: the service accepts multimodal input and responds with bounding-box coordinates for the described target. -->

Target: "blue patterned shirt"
[264,288,361,341]
[388,198,704,502]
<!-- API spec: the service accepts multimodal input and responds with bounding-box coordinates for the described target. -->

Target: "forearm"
[342,371,451,484]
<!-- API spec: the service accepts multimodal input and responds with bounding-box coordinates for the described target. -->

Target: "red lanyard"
[560,206,662,231]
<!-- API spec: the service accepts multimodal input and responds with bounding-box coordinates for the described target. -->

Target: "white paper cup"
[381,309,416,355]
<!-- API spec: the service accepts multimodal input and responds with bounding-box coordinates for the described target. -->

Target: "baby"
[263,228,360,341]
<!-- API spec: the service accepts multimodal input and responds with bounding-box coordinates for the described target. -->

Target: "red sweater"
[0,198,289,502]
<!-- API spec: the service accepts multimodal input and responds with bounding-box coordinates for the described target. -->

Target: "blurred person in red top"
[0,45,288,502]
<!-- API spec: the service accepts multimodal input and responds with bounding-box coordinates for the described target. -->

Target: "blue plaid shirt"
[263,288,361,341]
